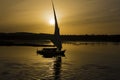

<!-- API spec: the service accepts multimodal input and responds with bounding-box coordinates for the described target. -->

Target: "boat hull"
[37,49,66,58]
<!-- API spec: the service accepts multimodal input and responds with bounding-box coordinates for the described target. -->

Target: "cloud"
[0,0,120,34]
[63,0,120,25]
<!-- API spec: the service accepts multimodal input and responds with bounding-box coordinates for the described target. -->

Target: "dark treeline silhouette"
[0,32,50,40]
[0,32,120,43]
[61,34,120,42]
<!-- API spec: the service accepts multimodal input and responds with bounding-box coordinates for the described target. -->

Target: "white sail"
[51,0,62,50]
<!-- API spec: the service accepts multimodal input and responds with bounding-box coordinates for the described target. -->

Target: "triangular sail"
[51,0,62,50]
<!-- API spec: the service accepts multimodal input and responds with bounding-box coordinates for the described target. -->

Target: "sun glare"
[49,18,55,25]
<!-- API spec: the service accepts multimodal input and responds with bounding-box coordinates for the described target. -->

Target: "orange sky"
[0,0,120,34]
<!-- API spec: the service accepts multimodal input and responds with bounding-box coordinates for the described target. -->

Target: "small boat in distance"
[37,0,66,57]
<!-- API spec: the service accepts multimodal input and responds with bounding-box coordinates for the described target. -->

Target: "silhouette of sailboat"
[37,0,65,58]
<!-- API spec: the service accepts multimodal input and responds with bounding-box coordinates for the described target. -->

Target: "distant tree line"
[61,35,120,42]
[0,32,120,42]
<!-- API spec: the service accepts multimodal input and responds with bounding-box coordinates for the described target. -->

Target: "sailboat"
[37,0,66,57]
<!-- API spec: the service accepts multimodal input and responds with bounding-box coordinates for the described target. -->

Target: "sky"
[0,0,120,34]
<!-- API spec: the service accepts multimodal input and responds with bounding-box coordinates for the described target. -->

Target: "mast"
[51,0,62,50]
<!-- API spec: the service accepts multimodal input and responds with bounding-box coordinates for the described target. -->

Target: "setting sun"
[49,18,55,25]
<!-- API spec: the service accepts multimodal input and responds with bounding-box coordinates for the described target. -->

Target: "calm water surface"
[0,42,120,80]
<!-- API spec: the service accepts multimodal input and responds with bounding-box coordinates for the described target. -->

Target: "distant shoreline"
[0,32,120,44]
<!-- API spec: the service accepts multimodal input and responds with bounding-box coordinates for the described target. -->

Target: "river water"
[0,42,120,80]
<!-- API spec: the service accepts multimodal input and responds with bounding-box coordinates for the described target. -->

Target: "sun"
[49,18,55,25]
